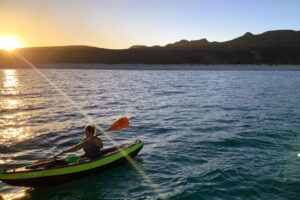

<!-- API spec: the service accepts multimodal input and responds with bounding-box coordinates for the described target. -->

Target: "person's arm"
[93,137,103,149]
[63,142,85,153]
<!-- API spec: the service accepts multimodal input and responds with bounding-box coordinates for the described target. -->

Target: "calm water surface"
[0,68,300,199]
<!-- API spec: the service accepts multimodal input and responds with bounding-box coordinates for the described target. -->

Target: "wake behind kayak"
[0,140,143,187]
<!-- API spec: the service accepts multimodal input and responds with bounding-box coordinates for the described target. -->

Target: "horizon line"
[2,29,298,51]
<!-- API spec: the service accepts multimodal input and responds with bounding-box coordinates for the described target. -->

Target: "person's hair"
[85,125,96,135]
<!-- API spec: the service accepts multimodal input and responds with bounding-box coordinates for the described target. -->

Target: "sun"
[0,35,24,51]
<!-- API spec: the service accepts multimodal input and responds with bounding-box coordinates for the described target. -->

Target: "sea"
[0,66,300,199]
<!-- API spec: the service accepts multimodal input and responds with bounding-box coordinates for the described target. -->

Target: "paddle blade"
[107,117,129,131]
[34,159,48,164]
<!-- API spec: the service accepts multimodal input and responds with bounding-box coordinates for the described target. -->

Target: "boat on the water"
[0,140,143,187]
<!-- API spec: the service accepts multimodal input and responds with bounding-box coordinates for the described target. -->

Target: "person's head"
[84,125,96,138]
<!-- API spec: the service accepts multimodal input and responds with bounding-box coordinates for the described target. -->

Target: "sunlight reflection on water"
[0,70,31,200]
[0,70,31,146]
[1,189,27,200]
[2,70,19,95]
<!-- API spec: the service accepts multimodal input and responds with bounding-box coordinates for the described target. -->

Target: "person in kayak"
[63,125,103,159]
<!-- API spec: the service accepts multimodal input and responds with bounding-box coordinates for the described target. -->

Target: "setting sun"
[0,35,23,51]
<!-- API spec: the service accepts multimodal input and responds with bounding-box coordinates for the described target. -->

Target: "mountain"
[1,30,300,66]
[164,39,209,48]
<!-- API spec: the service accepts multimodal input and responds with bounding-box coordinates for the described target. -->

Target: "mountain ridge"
[1,30,300,66]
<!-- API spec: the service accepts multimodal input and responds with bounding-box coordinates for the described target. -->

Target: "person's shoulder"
[93,136,102,141]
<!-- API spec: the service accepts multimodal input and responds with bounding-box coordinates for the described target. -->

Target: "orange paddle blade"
[107,117,129,131]
[34,159,48,164]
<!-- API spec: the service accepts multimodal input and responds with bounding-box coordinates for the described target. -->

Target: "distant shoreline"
[1,64,300,70]
[1,30,300,66]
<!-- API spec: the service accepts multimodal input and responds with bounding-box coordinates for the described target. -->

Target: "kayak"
[0,140,143,187]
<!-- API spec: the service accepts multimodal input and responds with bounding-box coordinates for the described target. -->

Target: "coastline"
[1,64,300,70]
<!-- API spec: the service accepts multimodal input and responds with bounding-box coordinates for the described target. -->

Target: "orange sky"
[1,0,299,49]
[0,1,129,49]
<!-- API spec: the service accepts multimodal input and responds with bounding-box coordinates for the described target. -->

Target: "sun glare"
[0,35,23,51]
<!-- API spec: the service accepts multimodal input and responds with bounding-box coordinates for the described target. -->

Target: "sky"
[0,0,300,49]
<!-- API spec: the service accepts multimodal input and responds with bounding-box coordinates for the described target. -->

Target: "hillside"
[1,30,300,66]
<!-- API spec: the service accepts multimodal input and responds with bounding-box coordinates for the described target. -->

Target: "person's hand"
[62,150,68,154]
[55,151,67,158]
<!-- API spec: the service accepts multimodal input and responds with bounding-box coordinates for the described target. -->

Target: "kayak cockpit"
[6,140,139,173]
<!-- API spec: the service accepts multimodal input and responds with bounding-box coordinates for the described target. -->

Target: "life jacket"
[83,139,101,158]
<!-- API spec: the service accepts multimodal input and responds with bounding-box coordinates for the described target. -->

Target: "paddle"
[54,116,129,157]
[31,117,129,167]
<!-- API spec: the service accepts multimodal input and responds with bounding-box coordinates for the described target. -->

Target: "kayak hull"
[0,140,143,187]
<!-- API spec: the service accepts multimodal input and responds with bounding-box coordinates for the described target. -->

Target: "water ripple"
[1,69,300,199]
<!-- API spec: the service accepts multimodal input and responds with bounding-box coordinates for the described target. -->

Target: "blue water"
[1,68,300,199]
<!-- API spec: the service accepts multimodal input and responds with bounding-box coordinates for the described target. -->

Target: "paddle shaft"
[54,116,129,158]
[31,117,129,167]
[54,132,105,158]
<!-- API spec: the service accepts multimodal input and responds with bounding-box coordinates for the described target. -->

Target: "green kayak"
[0,140,143,187]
